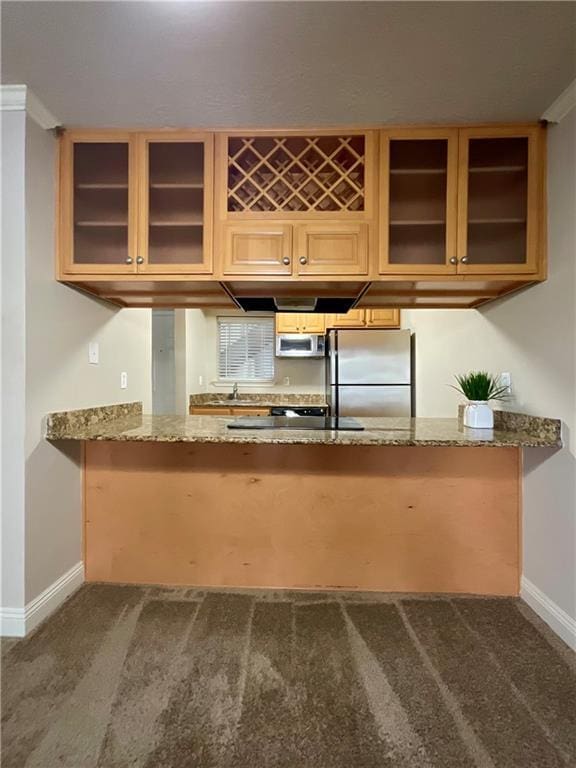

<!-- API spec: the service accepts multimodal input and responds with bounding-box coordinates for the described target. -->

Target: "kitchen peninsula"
[47,403,561,597]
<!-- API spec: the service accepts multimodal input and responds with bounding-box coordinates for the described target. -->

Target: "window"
[218,317,275,382]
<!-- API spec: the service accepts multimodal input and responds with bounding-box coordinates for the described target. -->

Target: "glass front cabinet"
[379,126,542,275]
[59,132,214,274]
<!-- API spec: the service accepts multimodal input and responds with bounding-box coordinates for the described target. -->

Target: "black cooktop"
[227,416,364,431]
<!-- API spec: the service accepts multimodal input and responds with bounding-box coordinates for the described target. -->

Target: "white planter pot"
[463,401,494,429]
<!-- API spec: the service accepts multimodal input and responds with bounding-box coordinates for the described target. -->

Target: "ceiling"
[2,2,575,128]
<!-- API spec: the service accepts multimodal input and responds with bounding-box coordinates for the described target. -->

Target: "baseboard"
[0,561,84,637]
[521,576,576,651]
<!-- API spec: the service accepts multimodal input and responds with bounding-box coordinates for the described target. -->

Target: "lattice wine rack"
[227,136,366,213]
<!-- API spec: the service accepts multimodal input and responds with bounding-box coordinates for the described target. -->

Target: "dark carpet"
[2,585,575,767]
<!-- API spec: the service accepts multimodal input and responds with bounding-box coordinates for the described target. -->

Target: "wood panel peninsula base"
[84,441,521,595]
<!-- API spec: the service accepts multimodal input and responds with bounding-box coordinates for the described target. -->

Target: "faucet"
[228,382,239,401]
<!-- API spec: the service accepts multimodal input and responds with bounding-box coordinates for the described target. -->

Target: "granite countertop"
[189,393,327,409]
[45,403,562,448]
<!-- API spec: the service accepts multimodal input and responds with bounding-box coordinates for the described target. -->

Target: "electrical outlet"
[500,371,512,394]
[120,372,128,389]
[283,377,290,386]
[88,342,99,365]
[199,375,204,386]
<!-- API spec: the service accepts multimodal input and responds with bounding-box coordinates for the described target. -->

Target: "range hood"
[233,296,357,313]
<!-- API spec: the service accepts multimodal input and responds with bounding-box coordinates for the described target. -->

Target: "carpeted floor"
[2,585,575,768]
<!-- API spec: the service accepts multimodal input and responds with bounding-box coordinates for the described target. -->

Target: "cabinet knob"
[125,257,133,264]
[136,257,144,265]
[282,257,290,265]
[299,256,308,265]
[449,256,458,265]
[460,256,469,264]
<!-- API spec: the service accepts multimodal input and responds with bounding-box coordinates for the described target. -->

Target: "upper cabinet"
[56,124,547,309]
[60,133,137,273]
[59,131,214,275]
[276,309,400,334]
[215,131,377,277]
[276,313,326,334]
[379,126,543,276]
[137,133,213,274]
[325,309,400,329]
[379,128,458,274]
[456,127,541,274]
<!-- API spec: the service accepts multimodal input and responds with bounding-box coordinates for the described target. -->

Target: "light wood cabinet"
[189,406,270,416]
[456,126,541,274]
[59,133,137,274]
[379,126,543,276]
[276,313,326,334]
[222,223,292,275]
[59,131,214,276]
[325,309,366,328]
[379,128,458,275]
[295,223,369,276]
[57,124,547,310]
[216,130,376,277]
[136,133,213,274]
[221,222,368,277]
[325,309,400,329]
[365,309,401,327]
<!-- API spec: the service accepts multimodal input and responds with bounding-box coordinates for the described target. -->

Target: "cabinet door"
[276,314,302,333]
[365,309,401,328]
[59,132,138,274]
[229,407,270,416]
[137,133,214,274]
[380,129,458,275]
[325,310,366,328]
[295,223,369,275]
[457,127,542,274]
[190,407,233,415]
[221,223,293,275]
[299,314,326,333]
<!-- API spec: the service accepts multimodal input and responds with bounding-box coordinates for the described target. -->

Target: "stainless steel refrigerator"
[325,329,413,417]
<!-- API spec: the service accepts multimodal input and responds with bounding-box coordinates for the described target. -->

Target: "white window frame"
[217,316,275,383]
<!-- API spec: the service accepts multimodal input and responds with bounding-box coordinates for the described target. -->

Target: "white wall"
[402,112,576,630]
[185,309,324,395]
[2,114,152,615]
[1,110,27,610]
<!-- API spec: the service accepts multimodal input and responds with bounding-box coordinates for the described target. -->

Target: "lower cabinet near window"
[189,406,270,416]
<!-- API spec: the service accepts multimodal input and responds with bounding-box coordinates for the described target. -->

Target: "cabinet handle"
[299,256,308,265]
[125,257,133,264]
[460,256,469,264]
[136,257,144,265]
[282,257,290,265]
[449,256,458,265]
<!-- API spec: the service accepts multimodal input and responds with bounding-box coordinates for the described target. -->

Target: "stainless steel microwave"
[275,334,326,358]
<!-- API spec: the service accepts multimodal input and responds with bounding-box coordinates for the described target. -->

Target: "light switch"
[120,372,128,389]
[88,342,99,365]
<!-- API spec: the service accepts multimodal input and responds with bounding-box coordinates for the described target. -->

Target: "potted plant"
[452,371,509,428]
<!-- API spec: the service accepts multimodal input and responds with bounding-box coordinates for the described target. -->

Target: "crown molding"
[541,79,576,123]
[0,84,60,129]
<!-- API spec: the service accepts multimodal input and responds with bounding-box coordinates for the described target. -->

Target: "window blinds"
[218,317,275,381]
